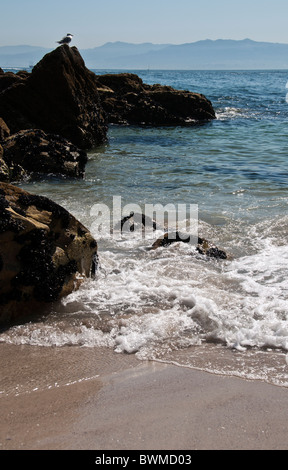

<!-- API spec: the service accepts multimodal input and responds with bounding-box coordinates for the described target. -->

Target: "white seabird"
[57,33,73,45]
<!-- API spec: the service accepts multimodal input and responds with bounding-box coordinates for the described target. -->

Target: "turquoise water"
[2,69,288,386]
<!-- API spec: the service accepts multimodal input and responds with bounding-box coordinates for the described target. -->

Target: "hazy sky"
[2,0,288,48]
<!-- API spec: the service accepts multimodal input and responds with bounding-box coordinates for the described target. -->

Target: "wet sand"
[1,344,288,450]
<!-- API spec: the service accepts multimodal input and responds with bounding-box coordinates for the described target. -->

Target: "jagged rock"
[0,182,98,325]
[0,45,107,149]
[95,73,216,125]
[1,129,88,181]
[0,118,10,141]
[151,231,228,259]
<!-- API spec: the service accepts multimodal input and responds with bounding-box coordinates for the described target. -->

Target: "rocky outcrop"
[152,231,228,259]
[0,182,98,325]
[95,73,216,125]
[0,46,107,149]
[0,128,88,181]
[0,49,215,152]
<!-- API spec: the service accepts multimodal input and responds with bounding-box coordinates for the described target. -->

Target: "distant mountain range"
[1,39,288,70]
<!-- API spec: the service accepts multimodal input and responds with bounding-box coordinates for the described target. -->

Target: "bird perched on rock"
[57,33,73,45]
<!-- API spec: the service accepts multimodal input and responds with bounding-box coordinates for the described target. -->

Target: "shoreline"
[1,344,288,450]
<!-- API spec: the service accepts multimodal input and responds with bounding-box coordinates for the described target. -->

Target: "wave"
[1,217,287,357]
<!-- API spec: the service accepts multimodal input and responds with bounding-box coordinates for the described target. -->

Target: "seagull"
[57,33,73,45]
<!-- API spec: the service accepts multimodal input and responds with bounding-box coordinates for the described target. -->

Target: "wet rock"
[0,45,107,149]
[151,231,228,259]
[116,211,158,233]
[1,129,88,181]
[95,73,216,125]
[196,236,228,260]
[0,182,98,325]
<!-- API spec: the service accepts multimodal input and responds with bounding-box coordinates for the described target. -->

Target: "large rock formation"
[1,128,88,181]
[0,48,215,153]
[95,73,216,125]
[0,46,107,149]
[0,182,98,325]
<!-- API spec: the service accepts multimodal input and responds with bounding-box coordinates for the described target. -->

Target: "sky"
[2,0,288,49]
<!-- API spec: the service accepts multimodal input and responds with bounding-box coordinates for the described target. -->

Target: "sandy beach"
[1,343,288,451]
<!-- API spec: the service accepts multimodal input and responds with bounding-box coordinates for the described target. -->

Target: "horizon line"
[2,37,288,49]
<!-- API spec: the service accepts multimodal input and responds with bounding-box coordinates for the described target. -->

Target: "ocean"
[1,69,288,391]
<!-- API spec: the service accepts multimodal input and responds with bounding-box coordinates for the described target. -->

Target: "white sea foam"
[216,107,242,119]
[2,222,287,365]
[216,106,252,120]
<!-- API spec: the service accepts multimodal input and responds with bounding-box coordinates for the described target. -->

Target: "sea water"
[1,69,288,387]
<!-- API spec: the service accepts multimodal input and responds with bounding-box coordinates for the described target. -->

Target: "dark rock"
[0,71,25,93]
[0,182,98,325]
[0,45,107,149]
[152,231,192,248]
[0,145,10,182]
[196,236,228,260]
[151,231,228,260]
[116,211,158,233]
[1,129,88,181]
[95,73,216,125]
[15,70,30,79]
[0,118,10,141]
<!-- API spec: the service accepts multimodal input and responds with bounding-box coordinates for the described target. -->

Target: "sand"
[1,343,288,450]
